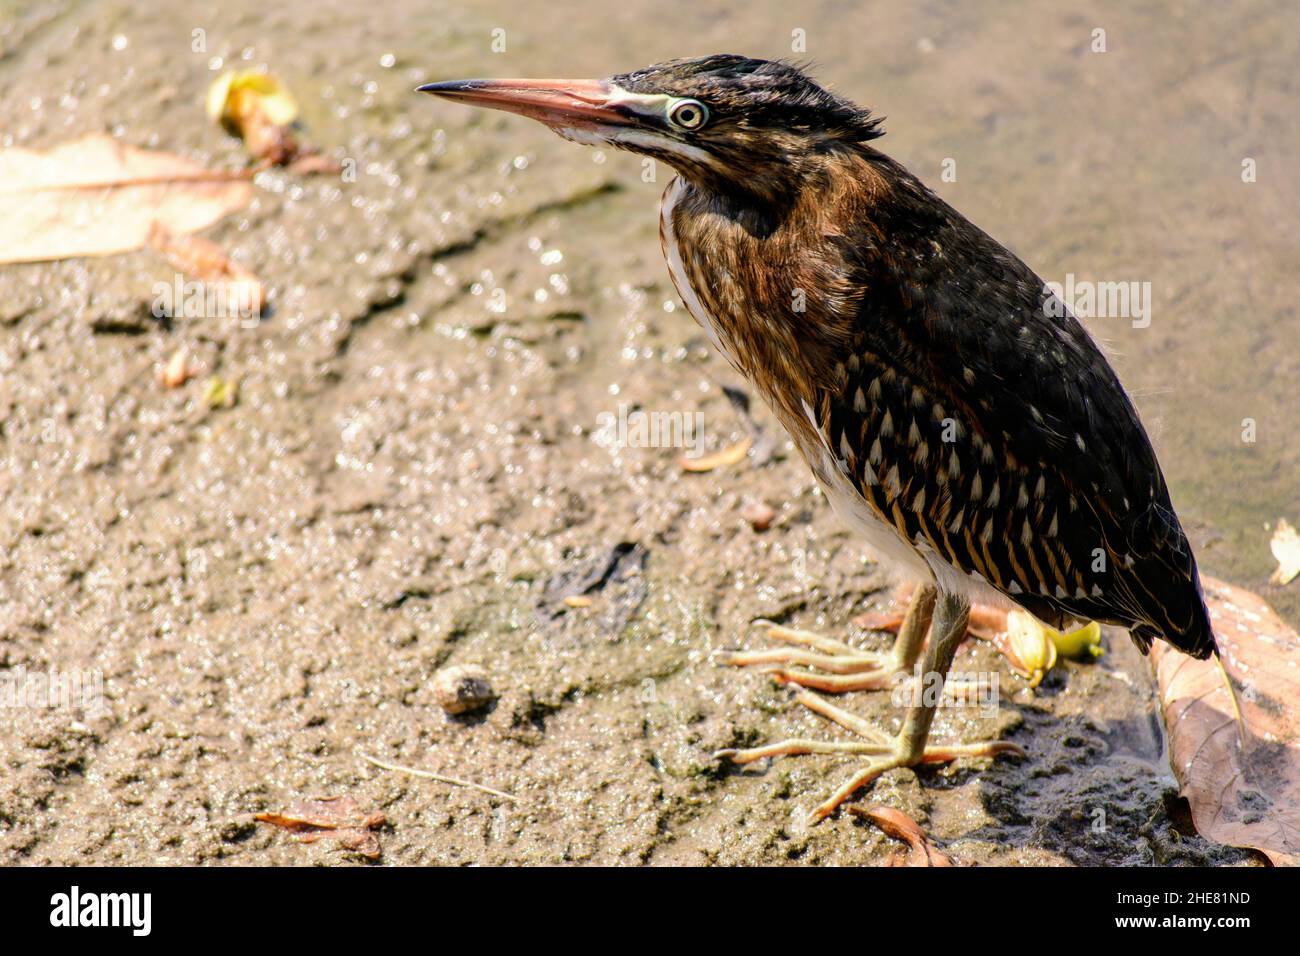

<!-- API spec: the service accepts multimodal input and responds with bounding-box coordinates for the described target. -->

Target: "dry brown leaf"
[284,152,343,176]
[850,805,957,867]
[1150,575,1300,865]
[0,133,252,264]
[851,576,1300,862]
[254,795,385,860]
[147,222,266,315]
[680,435,752,473]
[206,70,340,172]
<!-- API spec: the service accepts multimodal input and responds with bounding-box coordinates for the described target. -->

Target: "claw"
[721,647,886,673]
[751,619,866,656]
[770,667,899,693]
[715,687,1024,823]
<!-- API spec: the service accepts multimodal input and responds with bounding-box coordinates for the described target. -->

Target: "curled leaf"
[995,611,1059,687]
[207,70,299,131]
[1052,620,1104,661]
[203,375,239,409]
[148,221,266,317]
[207,70,302,165]
[680,435,752,473]
[1150,575,1300,866]
[254,795,384,860]
[849,805,957,867]
[1270,519,1300,586]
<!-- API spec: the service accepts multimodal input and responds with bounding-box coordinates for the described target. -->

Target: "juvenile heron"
[419,55,1217,822]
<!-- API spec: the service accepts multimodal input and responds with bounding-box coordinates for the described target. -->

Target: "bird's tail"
[1130,578,1218,660]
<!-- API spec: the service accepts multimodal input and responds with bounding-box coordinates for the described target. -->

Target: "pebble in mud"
[431,664,496,715]
[741,501,777,532]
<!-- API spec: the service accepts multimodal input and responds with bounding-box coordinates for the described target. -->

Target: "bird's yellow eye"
[668,98,708,131]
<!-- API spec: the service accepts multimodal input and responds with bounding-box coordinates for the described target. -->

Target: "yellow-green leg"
[718,589,1024,823]
[723,582,937,692]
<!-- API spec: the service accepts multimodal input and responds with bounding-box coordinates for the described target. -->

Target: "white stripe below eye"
[613,128,717,168]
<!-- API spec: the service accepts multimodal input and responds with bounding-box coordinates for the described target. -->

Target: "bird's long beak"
[417,77,634,130]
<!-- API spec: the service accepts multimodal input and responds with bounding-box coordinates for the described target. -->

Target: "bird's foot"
[715,688,1025,823]
[721,619,907,693]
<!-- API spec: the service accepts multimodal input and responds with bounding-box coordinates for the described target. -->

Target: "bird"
[419,55,1218,823]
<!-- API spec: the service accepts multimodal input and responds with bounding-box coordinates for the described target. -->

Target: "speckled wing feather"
[814,156,1216,659]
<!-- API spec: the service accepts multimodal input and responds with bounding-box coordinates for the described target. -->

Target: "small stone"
[741,501,777,532]
[431,664,495,715]
[160,348,194,388]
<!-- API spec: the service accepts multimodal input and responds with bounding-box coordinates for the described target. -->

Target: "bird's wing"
[809,163,1214,658]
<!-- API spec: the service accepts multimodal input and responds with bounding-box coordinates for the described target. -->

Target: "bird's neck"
[661,158,885,432]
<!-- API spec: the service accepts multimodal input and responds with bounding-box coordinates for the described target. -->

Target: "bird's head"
[419,54,883,206]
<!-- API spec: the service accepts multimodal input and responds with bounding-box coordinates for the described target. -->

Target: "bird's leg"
[722,583,937,693]
[718,590,1025,823]
[887,581,937,671]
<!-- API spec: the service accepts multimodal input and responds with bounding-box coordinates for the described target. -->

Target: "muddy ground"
[1,0,1295,865]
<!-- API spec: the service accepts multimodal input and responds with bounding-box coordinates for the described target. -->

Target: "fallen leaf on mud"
[1052,619,1104,661]
[1270,519,1300,585]
[159,348,196,389]
[207,69,339,172]
[849,805,958,867]
[254,796,385,860]
[0,133,252,264]
[202,375,239,409]
[680,435,752,473]
[207,70,299,130]
[852,582,1095,684]
[208,69,300,165]
[1150,575,1300,866]
[147,221,266,316]
[995,611,1059,687]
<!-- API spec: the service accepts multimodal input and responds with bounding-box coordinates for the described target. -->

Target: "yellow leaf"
[207,70,299,130]
[1052,620,1104,661]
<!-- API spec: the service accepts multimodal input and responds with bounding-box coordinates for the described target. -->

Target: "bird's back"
[663,149,1217,660]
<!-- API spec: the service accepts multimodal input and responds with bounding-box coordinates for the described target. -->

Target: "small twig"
[358,752,518,802]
